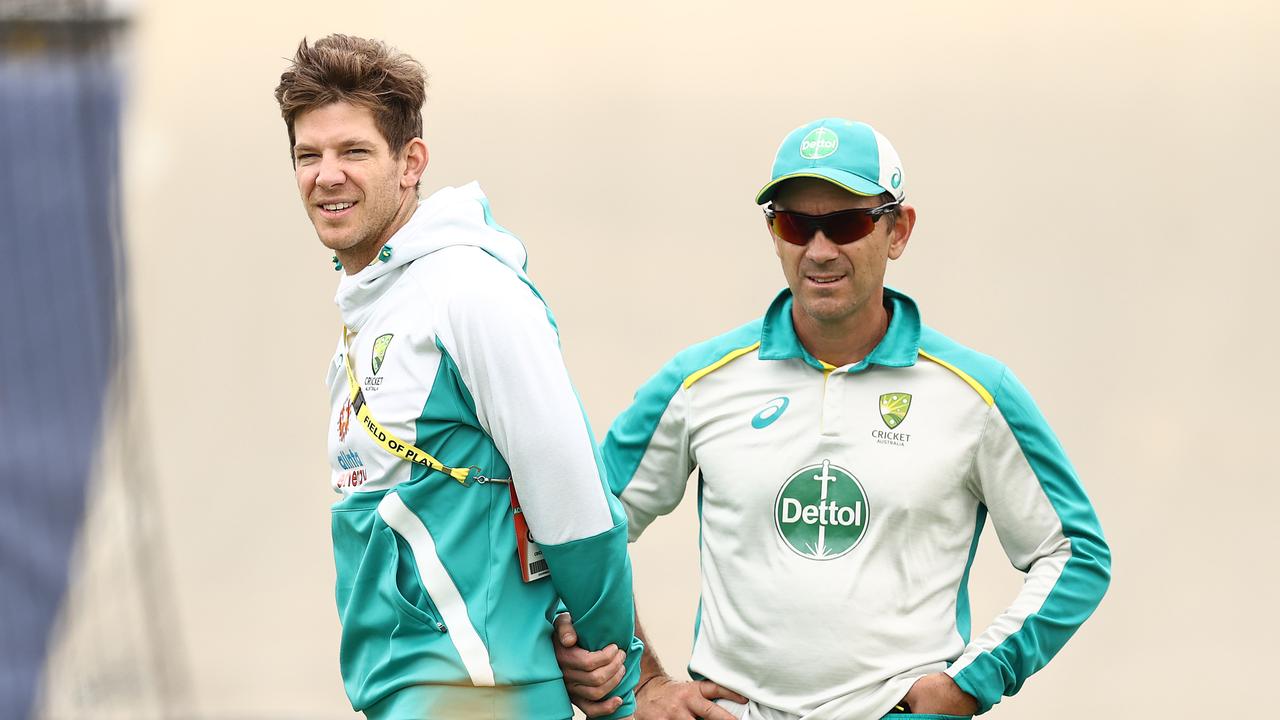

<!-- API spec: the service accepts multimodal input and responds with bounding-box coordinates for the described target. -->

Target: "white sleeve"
[602,364,696,541]
[428,261,616,545]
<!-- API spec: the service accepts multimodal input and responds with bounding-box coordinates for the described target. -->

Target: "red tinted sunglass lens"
[818,212,877,245]
[770,212,814,246]
[770,209,877,246]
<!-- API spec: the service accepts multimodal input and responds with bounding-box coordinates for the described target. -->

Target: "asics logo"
[751,396,790,429]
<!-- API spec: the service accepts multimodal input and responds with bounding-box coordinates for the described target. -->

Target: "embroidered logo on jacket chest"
[364,333,394,392]
[337,398,352,441]
[873,392,913,446]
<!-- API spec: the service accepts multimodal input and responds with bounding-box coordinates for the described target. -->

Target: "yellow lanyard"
[342,328,478,485]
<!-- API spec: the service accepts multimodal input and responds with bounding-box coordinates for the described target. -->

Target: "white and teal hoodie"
[325,183,641,719]
[603,288,1110,719]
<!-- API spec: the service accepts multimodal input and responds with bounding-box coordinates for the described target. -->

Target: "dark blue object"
[0,35,122,719]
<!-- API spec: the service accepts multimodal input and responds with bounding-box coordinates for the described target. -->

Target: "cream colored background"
[74,0,1280,717]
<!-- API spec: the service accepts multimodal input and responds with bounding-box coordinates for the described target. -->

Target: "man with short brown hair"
[275,35,640,720]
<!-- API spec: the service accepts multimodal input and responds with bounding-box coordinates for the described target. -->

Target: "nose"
[315,153,346,189]
[805,230,841,263]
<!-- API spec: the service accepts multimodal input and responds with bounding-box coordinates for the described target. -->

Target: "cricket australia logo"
[774,460,868,560]
[371,334,394,375]
[879,392,912,429]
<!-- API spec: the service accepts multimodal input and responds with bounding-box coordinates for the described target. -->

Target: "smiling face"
[292,101,423,259]
[770,177,914,337]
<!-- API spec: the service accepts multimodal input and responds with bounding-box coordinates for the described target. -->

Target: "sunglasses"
[764,200,901,246]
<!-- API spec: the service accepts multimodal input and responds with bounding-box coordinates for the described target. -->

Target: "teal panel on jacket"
[955,504,987,645]
[693,470,705,650]
[331,490,472,710]
[538,520,642,720]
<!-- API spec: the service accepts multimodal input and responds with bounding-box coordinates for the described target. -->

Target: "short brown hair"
[274,34,426,161]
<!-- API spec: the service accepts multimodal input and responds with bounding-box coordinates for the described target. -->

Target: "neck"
[793,289,890,367]
[337,191,418,275]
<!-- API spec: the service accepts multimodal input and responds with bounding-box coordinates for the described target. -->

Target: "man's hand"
[900,672,979,716]
[634,676,748,720]
[553,614,628,717]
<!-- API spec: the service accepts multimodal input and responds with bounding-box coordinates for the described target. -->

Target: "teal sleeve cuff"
[539,519,643,713]
[952,652,1012,714]
[591,634,643,719]
[550,599,569,622]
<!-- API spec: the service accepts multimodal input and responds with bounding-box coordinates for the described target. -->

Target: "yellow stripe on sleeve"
[918,349,995,406]
[683,342,762,389]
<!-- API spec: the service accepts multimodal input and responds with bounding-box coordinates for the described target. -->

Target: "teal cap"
[755,118,905,205]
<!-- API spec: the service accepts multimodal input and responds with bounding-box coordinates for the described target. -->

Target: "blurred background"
[1,0,1276,718]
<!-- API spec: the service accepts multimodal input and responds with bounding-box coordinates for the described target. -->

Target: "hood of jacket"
[334,181,528,331]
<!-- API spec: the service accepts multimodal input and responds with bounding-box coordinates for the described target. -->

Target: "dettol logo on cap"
[774,459,868,560]
[799,127,839,160]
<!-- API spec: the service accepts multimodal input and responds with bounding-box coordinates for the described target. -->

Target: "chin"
[800,299,856,323]
[314,226,360,251]
[316,235,345,251]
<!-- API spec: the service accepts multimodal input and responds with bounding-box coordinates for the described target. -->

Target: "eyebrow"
[293,138,376,155]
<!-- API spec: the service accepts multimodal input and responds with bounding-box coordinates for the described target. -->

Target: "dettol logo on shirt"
[774,460,868,560]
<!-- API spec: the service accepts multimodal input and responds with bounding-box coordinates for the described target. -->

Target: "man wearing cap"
[553,118,1110,719]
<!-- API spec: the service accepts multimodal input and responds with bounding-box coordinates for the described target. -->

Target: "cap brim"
[755,168,886,205]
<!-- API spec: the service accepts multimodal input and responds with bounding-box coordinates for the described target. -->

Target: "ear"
[887,203,916,260]
[400,137,429,189]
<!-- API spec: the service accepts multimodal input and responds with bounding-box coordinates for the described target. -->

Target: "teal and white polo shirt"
[603,287,1110,719]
